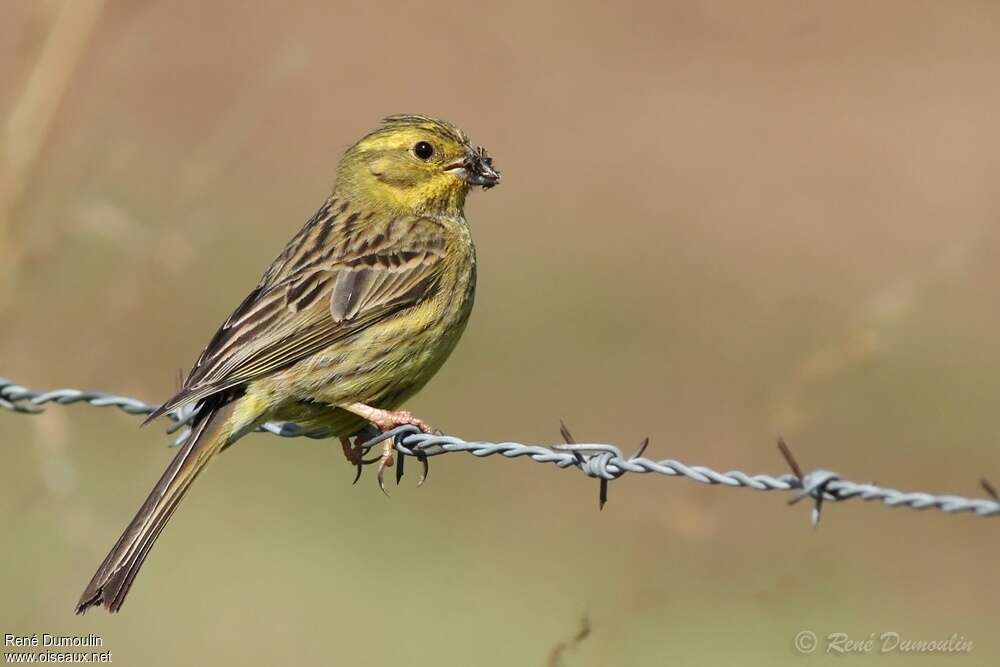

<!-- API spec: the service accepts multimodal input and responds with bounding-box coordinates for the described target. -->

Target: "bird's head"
[336,115,500,216]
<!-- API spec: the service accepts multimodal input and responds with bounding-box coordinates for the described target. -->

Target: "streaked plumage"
[77,115,499,613]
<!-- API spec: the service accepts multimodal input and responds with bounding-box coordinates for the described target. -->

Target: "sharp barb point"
[777,437,803,481]
[559,420,575,445]
[811,496,824,528]
[633,437,650,459]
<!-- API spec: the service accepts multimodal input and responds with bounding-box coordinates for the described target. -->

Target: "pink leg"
[339,403,440,494]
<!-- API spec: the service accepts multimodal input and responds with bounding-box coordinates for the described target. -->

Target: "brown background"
[3,1,1000,664]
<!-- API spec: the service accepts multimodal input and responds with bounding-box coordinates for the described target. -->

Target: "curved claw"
[346,433,387,485]
[375,440,395,497]
[416,452,429,487]
[377,462,391,497]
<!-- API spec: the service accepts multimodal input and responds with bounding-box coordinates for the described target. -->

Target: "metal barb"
[633,437,650,460]
[559,420,608,509]
[777,437,802,481]
[395,449,405,486]
[778,438,840,527]
[557,422,651,510]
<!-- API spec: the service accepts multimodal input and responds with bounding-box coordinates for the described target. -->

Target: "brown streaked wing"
[149,217,448,419]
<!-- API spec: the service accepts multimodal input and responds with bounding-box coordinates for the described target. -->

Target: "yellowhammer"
[76,115,499,613]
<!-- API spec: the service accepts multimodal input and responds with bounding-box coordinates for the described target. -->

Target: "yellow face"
[336,115,499,215]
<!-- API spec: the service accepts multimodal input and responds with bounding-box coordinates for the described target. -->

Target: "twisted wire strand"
[3,377,998,522]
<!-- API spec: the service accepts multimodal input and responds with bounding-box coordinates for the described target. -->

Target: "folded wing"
[146,216,447,420]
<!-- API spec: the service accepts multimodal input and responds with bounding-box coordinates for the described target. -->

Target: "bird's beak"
[444,146,500,189]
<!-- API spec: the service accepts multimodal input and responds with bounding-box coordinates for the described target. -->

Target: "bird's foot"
[340,403,440,494]
[339,436,381,484]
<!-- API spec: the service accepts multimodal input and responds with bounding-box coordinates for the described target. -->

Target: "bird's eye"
[413,141,434,160]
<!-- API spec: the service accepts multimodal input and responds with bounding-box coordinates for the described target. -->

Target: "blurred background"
[3,1,1000,664]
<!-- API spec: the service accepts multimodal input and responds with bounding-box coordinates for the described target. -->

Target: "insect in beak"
[444,146,500,189]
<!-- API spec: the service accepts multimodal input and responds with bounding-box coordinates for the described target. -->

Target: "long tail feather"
[76,400,237,613]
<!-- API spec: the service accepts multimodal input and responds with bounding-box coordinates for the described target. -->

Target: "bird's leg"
[341,403,439,434]
[339,403,440,494]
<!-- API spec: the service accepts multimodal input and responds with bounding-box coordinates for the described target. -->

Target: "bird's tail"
[76,400,237,613]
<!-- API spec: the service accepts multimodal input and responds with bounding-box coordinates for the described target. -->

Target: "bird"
[76,114,500,613]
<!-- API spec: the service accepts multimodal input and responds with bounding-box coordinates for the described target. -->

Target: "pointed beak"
[445,146,500,189]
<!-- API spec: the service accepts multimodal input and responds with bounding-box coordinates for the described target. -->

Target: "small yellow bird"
[76,115,499,613]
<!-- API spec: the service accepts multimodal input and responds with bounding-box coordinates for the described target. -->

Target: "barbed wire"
[3,376,999,525]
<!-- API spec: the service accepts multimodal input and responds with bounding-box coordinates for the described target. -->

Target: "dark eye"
[413,141,434,160]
